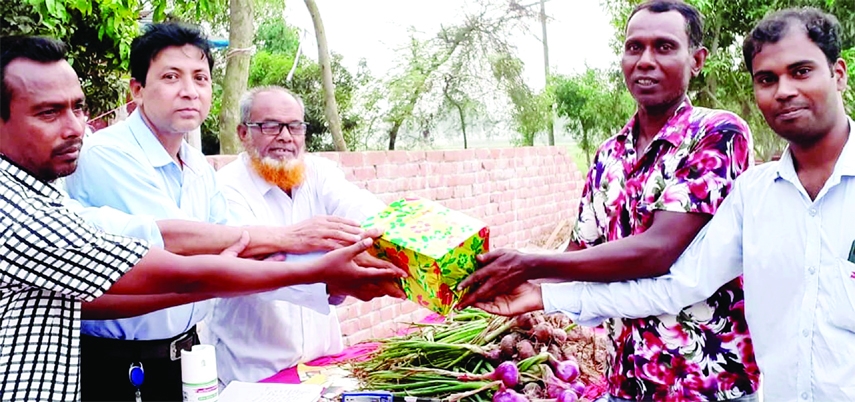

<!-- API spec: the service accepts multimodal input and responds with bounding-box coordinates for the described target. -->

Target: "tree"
[3,0,139,118]
[490,53,550,146]
[217,0,253,154]
[229,18,361,153]
[552,69,635,165]
[304,0,348,152]
[439,69,487,149]
[369,0,543,150]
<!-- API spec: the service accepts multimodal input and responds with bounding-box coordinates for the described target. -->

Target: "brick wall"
[208,146,586,345]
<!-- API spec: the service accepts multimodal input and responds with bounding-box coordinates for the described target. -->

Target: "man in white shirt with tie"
[207,86,391,386]
[467,7,855,402]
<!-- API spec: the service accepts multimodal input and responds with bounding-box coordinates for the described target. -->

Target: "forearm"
[107,248,318,296]
[82,294,212,319]
[157,220,297,257]
[529,235,674,283]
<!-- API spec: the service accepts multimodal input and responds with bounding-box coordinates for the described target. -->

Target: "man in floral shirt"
[460,1,758,401]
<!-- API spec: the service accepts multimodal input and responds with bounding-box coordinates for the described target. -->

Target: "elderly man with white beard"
[206,86,398,386]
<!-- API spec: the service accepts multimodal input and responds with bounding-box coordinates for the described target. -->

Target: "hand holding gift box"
[361,197,490,315]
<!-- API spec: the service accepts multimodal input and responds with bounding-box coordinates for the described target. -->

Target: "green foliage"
[199,17,361,153]
[365,2,543,149]
[490,53,549,146]
[2,0,135,118]
[552,69,635,165]
[844,48,855,115]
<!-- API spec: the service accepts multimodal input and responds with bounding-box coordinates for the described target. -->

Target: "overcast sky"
[283,0,619,90]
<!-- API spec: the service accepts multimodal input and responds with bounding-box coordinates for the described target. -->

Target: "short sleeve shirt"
[0,157,149,401]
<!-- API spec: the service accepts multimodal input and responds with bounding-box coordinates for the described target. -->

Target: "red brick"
[352,166,377,181]
[462,160,481,172]
[453,186,472,199]
[357,314,373,330]
[367,180,392,193]
[459,197,477,211]
[475,148,491,159]
[407,177,427,192]
[424,163,441,176]
[375,164,397,178]
[339,152,365,167]
[339,319,359,336]
[379,305,396,322]
[317,152,340,164]
[397,163,421,177]
[407,151,426,162]
[337,303,356,321]
[387,150,409,163]
[434,187,453,200]
[439,162,459,175]
[345,329,372,346]
[427,175,443,188]
[445,198,462,210]
[372,325,396,340]
[356,301,373,316]
[400,300,420,314]
[364,151,386,166]
[444,149,474,162]
[426,150,444,162]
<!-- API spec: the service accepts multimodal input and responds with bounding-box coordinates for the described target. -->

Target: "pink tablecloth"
[259,313,446,384]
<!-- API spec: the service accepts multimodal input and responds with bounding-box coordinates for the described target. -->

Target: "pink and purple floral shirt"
[570,99,759,401]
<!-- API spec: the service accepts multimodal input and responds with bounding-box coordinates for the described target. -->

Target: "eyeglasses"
[245,121,309,136]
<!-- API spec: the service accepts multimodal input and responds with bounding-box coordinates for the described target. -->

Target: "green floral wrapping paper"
[362,197,490,315]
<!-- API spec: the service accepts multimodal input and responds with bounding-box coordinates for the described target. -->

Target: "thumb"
[335,237,374,259]
[220,230,250,257]
[362,227,384,240]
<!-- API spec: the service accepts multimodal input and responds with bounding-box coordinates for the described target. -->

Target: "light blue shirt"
[65,109,228,340]
[542,119,855,402]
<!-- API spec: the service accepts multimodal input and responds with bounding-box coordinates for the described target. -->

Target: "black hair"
[0,36,68,121]
[130,22,214,86]
[742,7,841,75]
[627,0,704,49]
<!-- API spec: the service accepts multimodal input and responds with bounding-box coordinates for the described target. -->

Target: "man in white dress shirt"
[207,86,398,385]
[469,8,854,402]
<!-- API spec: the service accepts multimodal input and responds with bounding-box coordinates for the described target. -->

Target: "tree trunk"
[583,129,591,167]
[540,0,554,146]
[304,0,348,152]
[217,0,253,154]
[388,120,401,150]
[454,102,468,149]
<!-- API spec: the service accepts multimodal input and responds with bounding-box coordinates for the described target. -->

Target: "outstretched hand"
[318,236,408,301]
[283,215,367,253]
[457,249,533,308]
[472,281,544,316]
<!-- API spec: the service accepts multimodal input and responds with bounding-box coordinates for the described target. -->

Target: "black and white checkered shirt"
[0,157,150,401]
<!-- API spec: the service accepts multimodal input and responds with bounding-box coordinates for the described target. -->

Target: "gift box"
[362,197,490,315]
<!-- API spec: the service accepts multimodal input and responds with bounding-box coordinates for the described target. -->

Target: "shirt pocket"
[829,259,855,331]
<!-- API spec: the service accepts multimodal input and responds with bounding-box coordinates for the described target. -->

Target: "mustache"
[777,102,810,112]
[52,140,82,156]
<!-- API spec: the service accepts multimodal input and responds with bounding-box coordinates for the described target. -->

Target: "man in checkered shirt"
[0,35,407,402]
